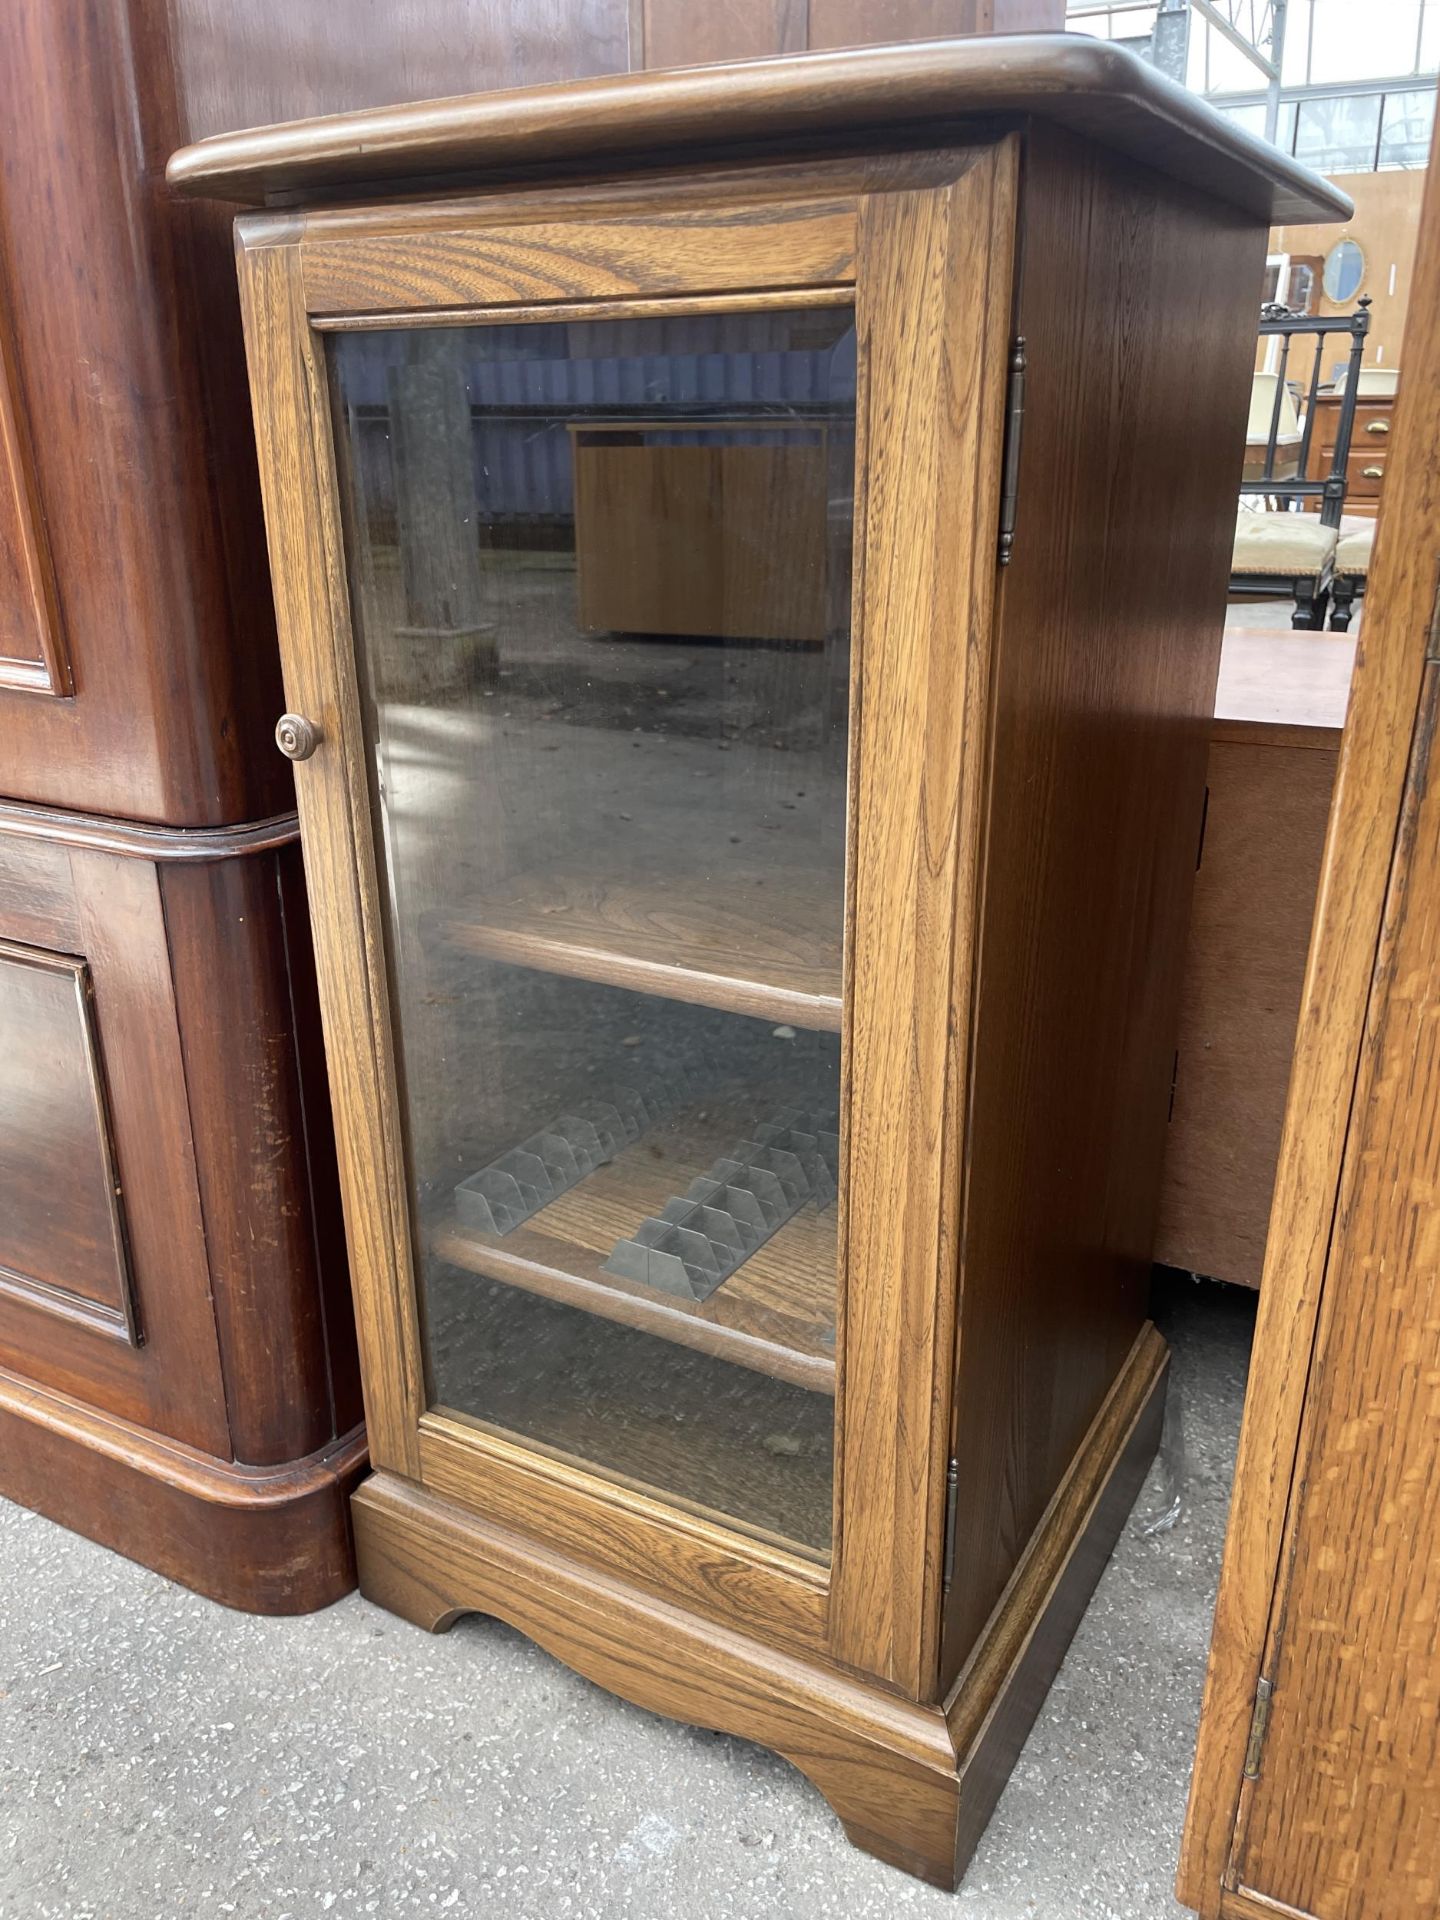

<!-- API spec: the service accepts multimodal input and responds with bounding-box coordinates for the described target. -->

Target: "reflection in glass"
[1295,93,1383,172]
[1322,237,1366,303]
[1379,87,1436,167]
[329,309,856,1556]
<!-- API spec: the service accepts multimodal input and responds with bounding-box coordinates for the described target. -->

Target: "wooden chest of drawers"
[1306,389,1394,515]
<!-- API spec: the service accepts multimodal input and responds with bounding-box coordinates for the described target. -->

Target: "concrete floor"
[0,1274,1253,1920]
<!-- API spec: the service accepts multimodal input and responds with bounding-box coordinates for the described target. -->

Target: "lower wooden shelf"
[430,1095,837,1395]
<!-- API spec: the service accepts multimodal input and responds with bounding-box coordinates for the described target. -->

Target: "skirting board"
[0,1362,367,1614]
[352,1326,1167,1887]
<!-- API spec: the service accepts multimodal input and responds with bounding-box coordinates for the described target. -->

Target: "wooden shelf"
[430,1097,837,1395]
[442,863,843,1031]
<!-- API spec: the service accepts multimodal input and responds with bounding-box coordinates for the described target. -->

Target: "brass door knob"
[275,713,321,760]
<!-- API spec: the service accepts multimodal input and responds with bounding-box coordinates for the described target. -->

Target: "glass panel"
[1218,102,1266,140]
[1294,92,1383,171]
[1309,0,1420,84]
[1201,20,1273,95]
[1423,0,1440,73]
[1281,1,1313,87]
[329,308,856,1559]
[1379,86,1437,165]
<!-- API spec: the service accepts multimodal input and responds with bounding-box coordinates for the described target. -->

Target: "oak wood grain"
[1220,672,1440,1914]
[828,142,1017,1696]
[1178,120,1440,1920]
[419,1411,830,1649]
[1220,1889,1319,1920]
[235,236,428,1477]
[300,200,857,314]
[947,1325,1167,1877]
[224,94,1290,1875]
[353,1467,968,1884]
[355,1320,1158,1889]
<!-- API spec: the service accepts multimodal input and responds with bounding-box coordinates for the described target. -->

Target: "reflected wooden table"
[1155,626,1356,1287]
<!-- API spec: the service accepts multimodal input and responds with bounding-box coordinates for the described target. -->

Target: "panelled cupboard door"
[236,143,1018,1693]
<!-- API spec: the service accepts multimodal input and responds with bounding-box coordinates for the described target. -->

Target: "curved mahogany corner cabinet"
[171,38,1343,1885]
[0,0,363,1615]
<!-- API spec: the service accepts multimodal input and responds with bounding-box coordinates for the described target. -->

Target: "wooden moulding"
[0,797,300,862]
[1218,1889,1319,1920]
[355,1326,1165,1890]
[0,1362,367,1615]
[167,37,1347,227]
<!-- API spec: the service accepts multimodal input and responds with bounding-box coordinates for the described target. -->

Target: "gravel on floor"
[0,1273,1254,1920]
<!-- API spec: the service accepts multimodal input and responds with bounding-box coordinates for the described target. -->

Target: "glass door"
[327,304,856,1559]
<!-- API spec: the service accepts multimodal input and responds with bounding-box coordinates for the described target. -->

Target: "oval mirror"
[1323,237,1365,304]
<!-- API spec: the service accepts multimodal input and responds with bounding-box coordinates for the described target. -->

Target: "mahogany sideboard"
[0,1,364,1610]
[172,36,1342,1884]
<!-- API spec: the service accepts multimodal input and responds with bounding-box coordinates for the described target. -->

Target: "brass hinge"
[997,337,1027,568]
[942,1457,960,1590]
[1196,783,1210,871]
[1243,1676,1274,1781]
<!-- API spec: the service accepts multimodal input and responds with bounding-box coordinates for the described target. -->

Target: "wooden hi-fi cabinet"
[171,37,1341,1881]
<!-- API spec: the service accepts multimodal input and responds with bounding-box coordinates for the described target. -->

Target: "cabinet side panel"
[160,847,356,1467]
[941,124,1267,1678]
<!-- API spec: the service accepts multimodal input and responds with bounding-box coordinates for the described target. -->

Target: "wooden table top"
[1214,626,1356,736]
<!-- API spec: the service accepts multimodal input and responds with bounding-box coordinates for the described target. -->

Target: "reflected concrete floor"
[0,1271,1253,1920]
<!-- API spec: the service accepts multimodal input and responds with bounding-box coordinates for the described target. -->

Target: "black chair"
[1230,298,1370,629]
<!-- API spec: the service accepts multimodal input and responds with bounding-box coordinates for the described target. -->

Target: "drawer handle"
[275,713,322,761]
[1362,466,1384,479]
[1365,420,1390,434]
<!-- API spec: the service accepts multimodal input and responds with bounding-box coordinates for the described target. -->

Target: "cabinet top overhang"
[167,34,1348,226]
